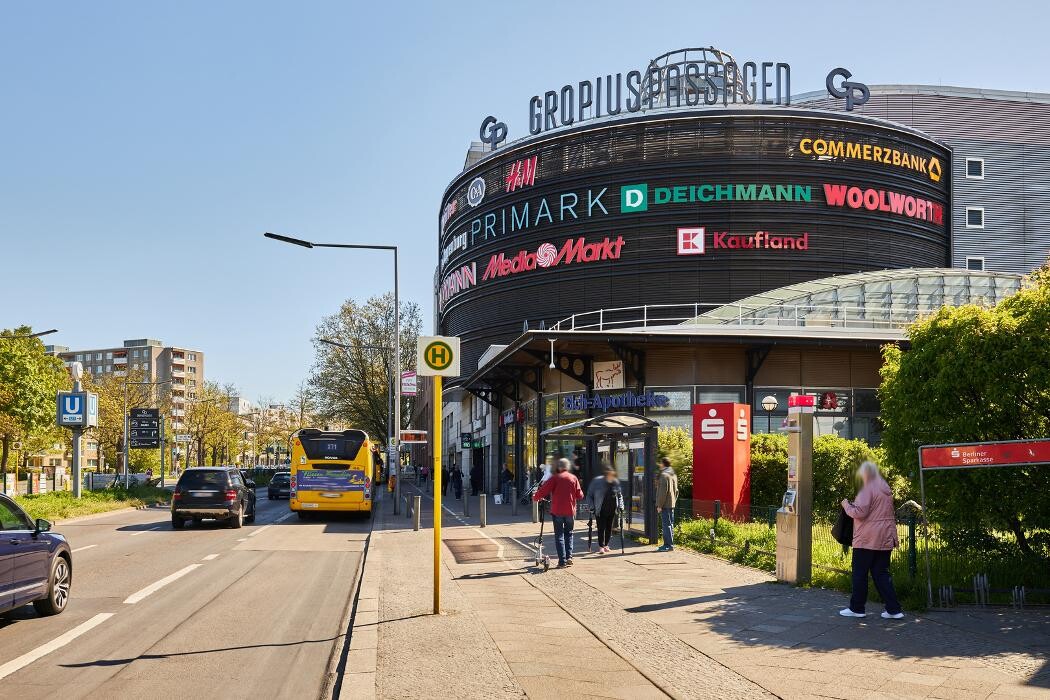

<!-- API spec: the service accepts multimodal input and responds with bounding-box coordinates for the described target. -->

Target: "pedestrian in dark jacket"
[840,460,903,619]
[655,457,679,551]
[451,466,463,499]
[532,458,584,567]
[470,464,482,496]
[586,465,623,553]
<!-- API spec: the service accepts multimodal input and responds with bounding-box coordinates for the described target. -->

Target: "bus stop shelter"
[541,412,660,541]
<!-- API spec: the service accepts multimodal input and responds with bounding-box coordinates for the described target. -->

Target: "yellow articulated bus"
[289,428,377,519]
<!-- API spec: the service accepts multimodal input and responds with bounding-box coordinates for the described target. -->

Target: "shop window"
[966,207,984,228]
[965,158,984,179]
[966,257,985,271]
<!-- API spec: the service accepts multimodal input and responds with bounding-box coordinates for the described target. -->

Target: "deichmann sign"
[798,137,942,183]
[621,183,812,212]
[482,235,625,280]
[563,390,670,412]
[919,439,1050,471]
[823,184,944,225]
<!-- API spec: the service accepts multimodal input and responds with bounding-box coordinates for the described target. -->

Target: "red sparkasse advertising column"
[692,403,751,517]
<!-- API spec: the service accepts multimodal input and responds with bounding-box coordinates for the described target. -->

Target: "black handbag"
[832,505,854,547]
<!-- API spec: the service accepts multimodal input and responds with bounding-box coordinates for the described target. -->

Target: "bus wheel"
[297,511,309,521]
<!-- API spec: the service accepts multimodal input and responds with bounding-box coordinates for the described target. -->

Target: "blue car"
[0,493,72,616]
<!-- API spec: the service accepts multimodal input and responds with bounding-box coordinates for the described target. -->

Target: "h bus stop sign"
[416,336,460,377]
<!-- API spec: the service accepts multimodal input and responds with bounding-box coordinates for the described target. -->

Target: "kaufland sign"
[482,235,625,280]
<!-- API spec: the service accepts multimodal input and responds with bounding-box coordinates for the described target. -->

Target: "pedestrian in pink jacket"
[839,461,904,619]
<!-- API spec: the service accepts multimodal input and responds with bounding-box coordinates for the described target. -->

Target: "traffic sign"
[130,408,161,449]
[57,391,98,428]
[416,336,460,377]
[175,434,192,443]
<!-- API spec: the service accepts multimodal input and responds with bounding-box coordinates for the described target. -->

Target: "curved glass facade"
[694,268,1024,328]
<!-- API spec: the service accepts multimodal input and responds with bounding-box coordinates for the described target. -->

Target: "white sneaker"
[838,608,866,618]
[881,611,905,619]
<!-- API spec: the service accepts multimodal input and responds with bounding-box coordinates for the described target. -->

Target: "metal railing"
[548,303,919,332]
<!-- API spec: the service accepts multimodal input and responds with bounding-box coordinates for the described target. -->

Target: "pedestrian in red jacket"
[532,458,584,567]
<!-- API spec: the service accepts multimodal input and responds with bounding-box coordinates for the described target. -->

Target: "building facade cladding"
[438,109,950,376]
[795,86,1050,273]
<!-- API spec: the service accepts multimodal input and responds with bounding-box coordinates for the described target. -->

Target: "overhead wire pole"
[265,232,402,513]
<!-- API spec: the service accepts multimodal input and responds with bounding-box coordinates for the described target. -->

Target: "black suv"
[171,467,256,529]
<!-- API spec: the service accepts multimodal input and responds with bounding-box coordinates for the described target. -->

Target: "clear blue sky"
[2,1,1047,401]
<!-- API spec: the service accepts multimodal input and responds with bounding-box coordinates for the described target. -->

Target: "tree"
[880,266,1050,557]
[657,426,693,495]
[0,327,69,476]
[309,293,421,442]
[82,368,158,472]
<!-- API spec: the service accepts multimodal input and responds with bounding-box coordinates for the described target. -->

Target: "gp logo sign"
[826,67,869,111]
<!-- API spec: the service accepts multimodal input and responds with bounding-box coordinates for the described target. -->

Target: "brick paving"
[344,484,1050,700]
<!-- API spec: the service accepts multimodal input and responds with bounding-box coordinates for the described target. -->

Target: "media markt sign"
[417,336,461,377]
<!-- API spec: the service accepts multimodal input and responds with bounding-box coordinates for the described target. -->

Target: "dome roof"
[693,268,1025,328]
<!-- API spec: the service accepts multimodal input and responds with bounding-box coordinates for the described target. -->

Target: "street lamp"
[265,232,403,513]
[0,328,58,340]
[761,395,779,433]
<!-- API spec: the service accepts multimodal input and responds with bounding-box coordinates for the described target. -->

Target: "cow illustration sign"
[592,360,624,390]
[416,336,461,377]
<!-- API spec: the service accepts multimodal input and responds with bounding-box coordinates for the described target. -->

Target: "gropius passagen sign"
[416,336,460,377]
[919,439,1050,471]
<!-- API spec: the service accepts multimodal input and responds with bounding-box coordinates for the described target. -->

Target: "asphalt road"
[0,494,370,699]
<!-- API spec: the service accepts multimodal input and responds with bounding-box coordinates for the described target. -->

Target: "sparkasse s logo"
[700,408,725,440]
[482,235,625,280]
[620,184,648,212]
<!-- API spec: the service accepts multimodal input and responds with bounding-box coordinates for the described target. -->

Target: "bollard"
[479,493,487,528]
[463,488,470,517]
[532,498,539,523]
[511,487,518,516]
[413,496,421,531]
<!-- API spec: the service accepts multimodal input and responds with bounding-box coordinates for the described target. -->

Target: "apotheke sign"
[563,390,670,412]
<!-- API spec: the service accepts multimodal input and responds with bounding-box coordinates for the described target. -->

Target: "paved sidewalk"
[344,484,1050,700]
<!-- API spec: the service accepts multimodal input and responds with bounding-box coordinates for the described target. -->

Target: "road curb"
[329,504,379,700]
[51,503,167,525]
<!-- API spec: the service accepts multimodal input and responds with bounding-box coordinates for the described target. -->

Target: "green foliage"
[748,433,788,510]
[748,432,886,517]
[310,293,422,442]
[0,327,69,471]
[879,268,1050,557]
[15,484,170,521]
[657,426,692,494]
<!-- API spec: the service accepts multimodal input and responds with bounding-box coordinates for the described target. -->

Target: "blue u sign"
[57,391,86,426]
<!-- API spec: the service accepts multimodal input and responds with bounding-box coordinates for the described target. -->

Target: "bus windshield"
[298,431,366,463]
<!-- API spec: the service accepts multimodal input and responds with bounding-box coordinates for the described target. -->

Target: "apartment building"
[48,338,205,431]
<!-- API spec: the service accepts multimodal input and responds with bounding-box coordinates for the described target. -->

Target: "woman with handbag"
[839,461,904,619]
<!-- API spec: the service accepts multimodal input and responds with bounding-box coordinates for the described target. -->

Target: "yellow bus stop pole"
[433,374,442,614]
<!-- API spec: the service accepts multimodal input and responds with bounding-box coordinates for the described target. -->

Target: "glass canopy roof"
[693,268,1025,329]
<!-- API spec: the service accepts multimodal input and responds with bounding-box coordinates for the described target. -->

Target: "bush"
[658,426,693,495]
[748,432,894,516]
[15,485,170,522]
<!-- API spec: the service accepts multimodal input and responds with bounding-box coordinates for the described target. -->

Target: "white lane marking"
[0,613,114,681]
[271,512,293,524]
[236,538,247,542]
[123,564,201,604]
[130,526,161,536]
[247,525,271,538]
[474,528,505,559]
[72,544,98,553]
[202,554,219,561]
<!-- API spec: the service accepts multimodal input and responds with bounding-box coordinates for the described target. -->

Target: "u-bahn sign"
[417,336,460,377]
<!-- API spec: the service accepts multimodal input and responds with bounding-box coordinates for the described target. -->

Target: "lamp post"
[761,395,779,433]
[0,328,58,341]
[265,232,402,513]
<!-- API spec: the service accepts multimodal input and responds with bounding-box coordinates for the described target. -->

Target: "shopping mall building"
[413,48,1050,505]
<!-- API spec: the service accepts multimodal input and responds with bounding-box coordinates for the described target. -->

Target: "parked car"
[267,472,291,500]
[171,467,256,529]
[0,493,72,616]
